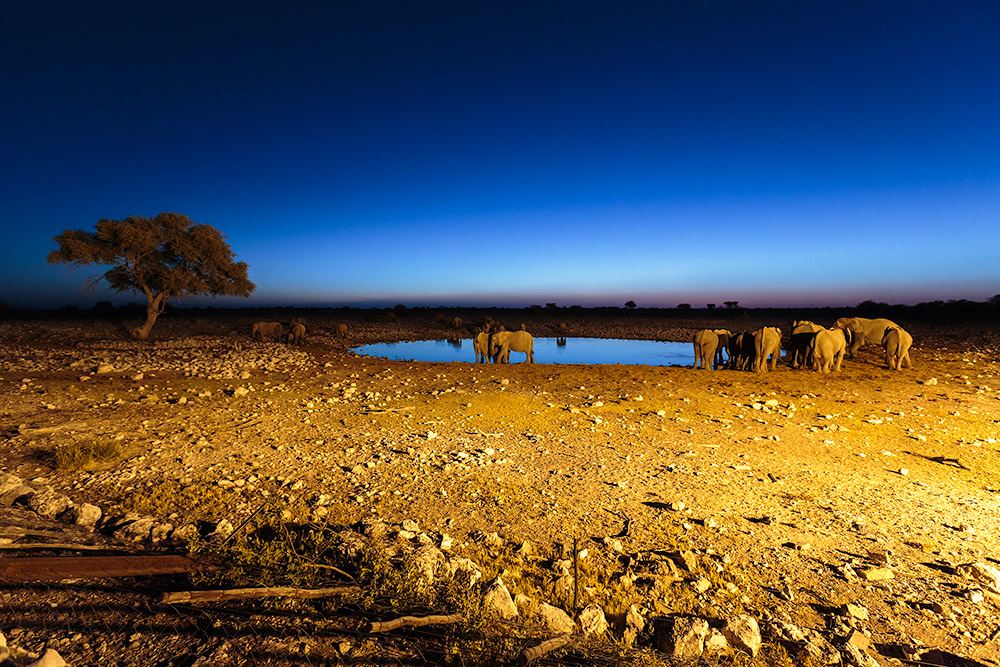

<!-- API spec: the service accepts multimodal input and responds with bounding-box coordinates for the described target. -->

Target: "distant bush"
[53,438,122,471]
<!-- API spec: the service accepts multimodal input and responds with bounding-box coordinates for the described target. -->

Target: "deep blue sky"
[2,1,998,309]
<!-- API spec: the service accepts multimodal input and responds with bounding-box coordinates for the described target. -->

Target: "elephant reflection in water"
[447,338,462,349]
[556,337,567,347]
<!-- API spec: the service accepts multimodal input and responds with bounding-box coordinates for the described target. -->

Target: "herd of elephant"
[693,317,914,373]
[473,326,536,364]
[250,318,348,344]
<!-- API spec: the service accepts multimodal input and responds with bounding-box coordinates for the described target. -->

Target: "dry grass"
[53,437,122,471]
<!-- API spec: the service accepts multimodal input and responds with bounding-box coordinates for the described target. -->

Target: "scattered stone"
[836,562,859,582]
[27,489,73,519]
[482,576,518,619]
[842,603,869,622]
[866,549,892,566]
[26,648,68,667]
[654,616,709,660]
[859,567,893,582]
[669,550,698,572]
[577,604,608,637]
[800,629,842,665]
[515,540,534,558]
[841,639,879,667]
[535,602,574,634]
[704,628,729,653]
[409,544,446,587]
[957,561,1000,590]
[150,522,174,542]
[1,484,36,507]
[165,524,196,543]
[722,614,761,658]
[691,577,712,594]
[401,519,419,532]
[0,473,25,496]
[445,557,483,588]
[114,517,155,542]
[623,605,645,646]
[207,518,234,541]
[67,502,102,528]
[668,501,685,511]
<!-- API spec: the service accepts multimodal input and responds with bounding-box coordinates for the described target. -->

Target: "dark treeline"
[1,296,998,326]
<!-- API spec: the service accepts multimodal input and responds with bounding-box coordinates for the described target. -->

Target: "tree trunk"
[135,293,167,340]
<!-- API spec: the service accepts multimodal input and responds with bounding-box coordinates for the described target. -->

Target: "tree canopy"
[48,212,255,338]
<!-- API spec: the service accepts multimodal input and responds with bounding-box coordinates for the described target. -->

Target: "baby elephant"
[252,321,284,341]
[287,322,306,345]
[882,327,913,370]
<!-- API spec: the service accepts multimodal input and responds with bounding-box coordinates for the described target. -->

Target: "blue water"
[352,337,696,366]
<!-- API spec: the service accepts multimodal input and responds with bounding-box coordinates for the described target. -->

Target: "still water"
[352,337,696,366]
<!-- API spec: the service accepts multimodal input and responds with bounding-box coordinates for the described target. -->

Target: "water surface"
[353,337,696,366]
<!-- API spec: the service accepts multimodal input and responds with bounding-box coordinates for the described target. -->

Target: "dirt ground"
[1,308,999,665]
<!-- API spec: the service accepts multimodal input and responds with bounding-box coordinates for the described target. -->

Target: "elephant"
[252,321,284,341]
[727,332,754,371]
[473,331,490,363]
[290,316,306,328]
[693,329,719,370]
[335,323,348,338]
[693,329,732,370]
[287,322,306,345]
[752,327,781,372]
[882,326,913,370]
[833,317,900,357]
[490,330,534,363]
[788,320,824,369]
[810,327,846,373]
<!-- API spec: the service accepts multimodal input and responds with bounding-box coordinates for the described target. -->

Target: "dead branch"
[301,562,354,580]
[17,421,90,436]
[162,585,361,604]
[367,612,464,633]
[520,635,572,664]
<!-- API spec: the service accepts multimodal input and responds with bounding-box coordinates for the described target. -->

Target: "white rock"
[26,648,67,667]
[722,614,761,658]
[482,576,518,619]
[535,602,574,634]
[655,616,709,660]
[409,545,446,587]
[444,557,483,588]
[578,604,608,637]
[28,489,73,518]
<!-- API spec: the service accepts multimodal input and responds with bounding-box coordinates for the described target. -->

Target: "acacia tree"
[48,212,255,340]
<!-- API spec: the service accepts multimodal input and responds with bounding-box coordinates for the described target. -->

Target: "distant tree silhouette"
[724,301,739,309]
[707,303,716,309]
[624,300,637,309]
[677,303,692,310]
[48,212,255,340]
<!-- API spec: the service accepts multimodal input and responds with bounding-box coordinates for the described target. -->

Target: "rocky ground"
[1,308,999,666]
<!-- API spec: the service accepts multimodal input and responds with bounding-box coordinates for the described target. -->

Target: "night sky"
[3,1,998,309]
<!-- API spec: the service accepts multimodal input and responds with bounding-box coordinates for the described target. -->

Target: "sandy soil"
[1,309,999,665]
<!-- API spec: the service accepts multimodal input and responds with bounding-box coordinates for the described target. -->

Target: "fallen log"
[368,612,464,633]
[162,585,361,604]
[0,543,121,552]
[520,635,572,664]
[0,554,204,583]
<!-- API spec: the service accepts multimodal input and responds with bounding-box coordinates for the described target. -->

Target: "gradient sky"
[2,1,998,309]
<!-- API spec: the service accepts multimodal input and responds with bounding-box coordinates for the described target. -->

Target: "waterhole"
[352,337,699,366]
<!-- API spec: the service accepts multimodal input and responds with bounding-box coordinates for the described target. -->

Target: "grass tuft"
[53,438,122,471]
